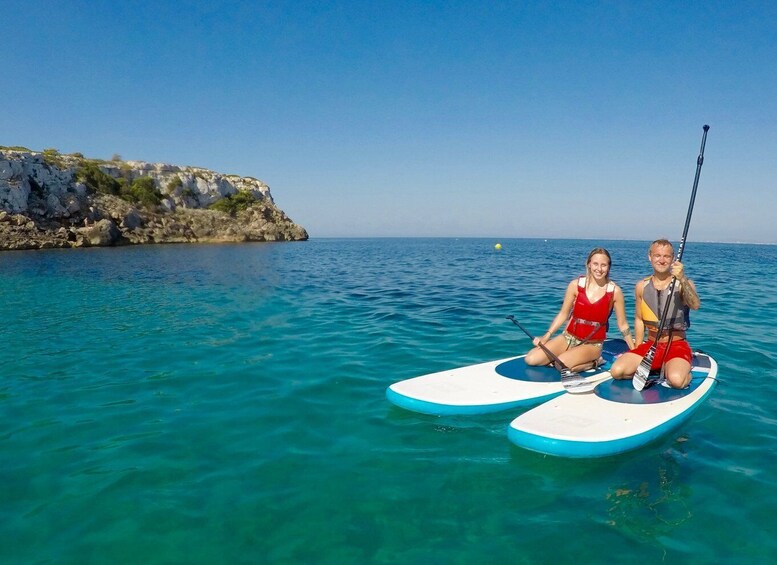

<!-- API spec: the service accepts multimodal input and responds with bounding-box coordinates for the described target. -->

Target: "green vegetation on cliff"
[2,147,282,218]
[0,145,33,152]
[123,177,163,208]
[209,191,259,216]
[76,161,122,196]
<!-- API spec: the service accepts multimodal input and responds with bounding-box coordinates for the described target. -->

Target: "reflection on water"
[606,441,692,540]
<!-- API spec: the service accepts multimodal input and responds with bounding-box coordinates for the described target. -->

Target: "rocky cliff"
[0,147,308,250]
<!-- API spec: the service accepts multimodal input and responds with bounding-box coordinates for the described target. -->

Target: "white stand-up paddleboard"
[386,339,629,415]
[507,351,718,457]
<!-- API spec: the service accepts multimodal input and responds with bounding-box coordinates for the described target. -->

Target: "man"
[610,239,700,389]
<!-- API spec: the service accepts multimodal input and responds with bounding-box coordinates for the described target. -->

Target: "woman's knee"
[525,349,545,366]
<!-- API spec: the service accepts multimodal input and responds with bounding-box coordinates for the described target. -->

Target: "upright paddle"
[505,315,592,391]
[633,125,710,391]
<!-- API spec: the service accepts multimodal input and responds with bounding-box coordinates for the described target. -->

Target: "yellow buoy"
[495,243,502,250]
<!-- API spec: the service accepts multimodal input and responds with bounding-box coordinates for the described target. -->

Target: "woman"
[525,248,635,371]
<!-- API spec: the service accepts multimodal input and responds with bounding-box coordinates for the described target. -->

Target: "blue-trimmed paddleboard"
[507,352,718,457]
[386,339,629,415]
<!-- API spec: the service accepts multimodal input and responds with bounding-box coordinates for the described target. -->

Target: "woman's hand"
[533,332,551,346]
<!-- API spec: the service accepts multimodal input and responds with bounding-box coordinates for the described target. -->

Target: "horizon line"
[304,236,777,246]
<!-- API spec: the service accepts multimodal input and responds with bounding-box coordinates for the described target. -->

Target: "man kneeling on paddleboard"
[610,239,700,389]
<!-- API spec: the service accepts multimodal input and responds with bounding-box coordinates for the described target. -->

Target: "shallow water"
[1,238,776,563]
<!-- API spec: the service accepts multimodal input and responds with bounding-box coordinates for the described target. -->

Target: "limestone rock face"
[86,219,121,246]
[0,148,308,250]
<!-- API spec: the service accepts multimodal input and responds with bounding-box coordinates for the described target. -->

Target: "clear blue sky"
[4,1,776,243]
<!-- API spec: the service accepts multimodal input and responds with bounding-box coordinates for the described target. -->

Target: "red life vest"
[564,276,615,341]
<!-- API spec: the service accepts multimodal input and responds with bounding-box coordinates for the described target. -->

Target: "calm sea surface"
[1,238,776,564]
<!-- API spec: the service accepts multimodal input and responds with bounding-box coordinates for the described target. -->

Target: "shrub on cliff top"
[42,148,66,168]
[209,191,258,216]
[0,145,33,152]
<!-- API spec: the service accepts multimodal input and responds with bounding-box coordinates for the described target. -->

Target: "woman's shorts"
[562,332,604,349]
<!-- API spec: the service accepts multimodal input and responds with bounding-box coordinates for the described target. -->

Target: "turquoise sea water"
[2,238,776,564]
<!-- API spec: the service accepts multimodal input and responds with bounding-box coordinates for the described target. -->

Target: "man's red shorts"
[631,339,692,370]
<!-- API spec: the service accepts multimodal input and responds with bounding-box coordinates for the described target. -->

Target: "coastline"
[0,148,308,251]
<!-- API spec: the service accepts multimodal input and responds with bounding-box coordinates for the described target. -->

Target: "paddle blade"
[564,379,598,394]
[560,368,586,390]
[565,368,614,394]
[633,355,654,391]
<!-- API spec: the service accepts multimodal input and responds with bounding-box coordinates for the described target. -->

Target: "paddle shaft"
[506,315,601,372]
[676,124,710,264]
[506,316,570,371]
[641,125,710,365]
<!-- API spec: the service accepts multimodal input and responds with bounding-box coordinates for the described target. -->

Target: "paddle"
[633,125,710,391]
[505,315,590,390]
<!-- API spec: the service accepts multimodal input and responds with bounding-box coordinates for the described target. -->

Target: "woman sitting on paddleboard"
[525,248,635,371]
